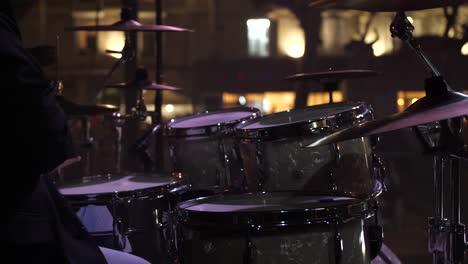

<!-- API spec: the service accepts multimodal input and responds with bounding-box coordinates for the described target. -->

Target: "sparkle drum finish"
[176,192,374,264]
[235,102,383,198]
[167,108,261,194]
[58,173,187,264]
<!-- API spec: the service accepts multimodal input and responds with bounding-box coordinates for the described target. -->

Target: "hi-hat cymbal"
[57,96,118,116]
[306,91,468,148]
[105,82,182,91]
[66,19,193,32]
[285,69,379,83]
[309,0,467,12]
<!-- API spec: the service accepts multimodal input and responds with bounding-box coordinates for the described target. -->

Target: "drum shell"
[168,135,244,193]
[178,219,370,264]
[167,108,261,193]
[238,136,376,197]
[58,175,186,264]
[175,193,374,264]
[234,102,380,197]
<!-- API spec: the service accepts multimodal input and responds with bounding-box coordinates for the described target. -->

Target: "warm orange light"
[222,91,295,114]
[397,98,405,106]
[397,90,425,112]
[307,91,344,106]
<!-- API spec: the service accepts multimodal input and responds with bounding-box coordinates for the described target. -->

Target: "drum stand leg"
[81,116,94,177]
[428,155,447,264]
[421,121,467,264]
[446,158,466,264]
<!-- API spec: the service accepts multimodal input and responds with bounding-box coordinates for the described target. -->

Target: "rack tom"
[235,102,382,198]
[167,107,260,194]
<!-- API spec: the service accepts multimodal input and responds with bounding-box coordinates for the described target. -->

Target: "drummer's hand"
[48,156,82,177]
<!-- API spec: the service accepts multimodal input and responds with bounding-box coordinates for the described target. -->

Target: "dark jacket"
[1,1,106,263]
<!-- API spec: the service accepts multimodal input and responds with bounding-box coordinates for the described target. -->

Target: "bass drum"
[176,192,376,264]
[167,107,260,195]
[235,102,383,198]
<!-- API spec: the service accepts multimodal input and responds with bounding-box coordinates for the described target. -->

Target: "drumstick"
[48,156,82,179]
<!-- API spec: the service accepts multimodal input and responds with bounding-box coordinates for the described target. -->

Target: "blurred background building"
[12,0,468,262]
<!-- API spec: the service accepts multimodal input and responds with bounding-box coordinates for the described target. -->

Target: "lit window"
[105,32,125,59]
[267,8,305,58]
[396,90,425,112]
[246,18,271,57]
[307,91,344,105]
[222,92,295,114]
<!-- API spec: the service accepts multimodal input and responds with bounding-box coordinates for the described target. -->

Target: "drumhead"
[58,173,182,201]
[236,102,372,139]
[177,192,372,227]
[167,107,260,137]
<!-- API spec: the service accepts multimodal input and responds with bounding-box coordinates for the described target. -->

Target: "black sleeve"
[0,11,71,207]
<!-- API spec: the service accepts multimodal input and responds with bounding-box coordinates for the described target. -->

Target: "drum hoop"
[177,192,376,228]
[166,107,261,137]
[61,174,185,204]
[235,102,373,140]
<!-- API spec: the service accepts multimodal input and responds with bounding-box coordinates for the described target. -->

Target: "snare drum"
[176,192,375,264]
[235,102,382,197]
[167,107,260,194]
[58,173,186,264]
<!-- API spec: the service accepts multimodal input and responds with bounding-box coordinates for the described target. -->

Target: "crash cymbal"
[66,19,192,32]
[308,0,467,12]
[285,69,379,83]
[306,91,468,148]
[105,82,182,91]
[57,96,118,116]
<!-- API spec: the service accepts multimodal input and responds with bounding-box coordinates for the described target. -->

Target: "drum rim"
[59,173,185,204]
[176,192,375,228]
[166,107,261,137]
[234,102,373,140]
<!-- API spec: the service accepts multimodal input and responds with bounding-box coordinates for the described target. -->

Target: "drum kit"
[52,0,468,264]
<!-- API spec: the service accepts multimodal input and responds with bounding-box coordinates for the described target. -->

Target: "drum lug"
[332,222,343,264]
[243,223,258,264]
[367,224,384,260]
[153,208,164,228]
[367,201,384,260]
[255,139,267,192]
[113,217,127,250]
[372,153,387,193]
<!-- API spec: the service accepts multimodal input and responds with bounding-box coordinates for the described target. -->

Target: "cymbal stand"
[323,82,337,104]
[417,119,466,264]
[153,0,164,170]
[391,12,467,263]
[81,116,94,176]
[128,67,158,172]
[101,7,137,98]
[390,11,441,78]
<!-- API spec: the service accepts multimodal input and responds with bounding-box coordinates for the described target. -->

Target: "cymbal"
[105,82,182,91]
[306,91,468,148]
[285,69,379,83]
[66,19,193,32]
[308,0,467,12]
[57,96,118,116]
